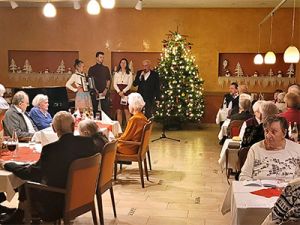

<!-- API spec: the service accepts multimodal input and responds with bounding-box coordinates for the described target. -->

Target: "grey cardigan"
[3,105,38,140]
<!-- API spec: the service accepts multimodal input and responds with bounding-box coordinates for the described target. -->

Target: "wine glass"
[7,131,18,160]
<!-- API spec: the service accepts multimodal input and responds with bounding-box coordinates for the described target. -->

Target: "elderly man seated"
[1,111,98,224]
[4,91,37,141]
[239,115,300,181]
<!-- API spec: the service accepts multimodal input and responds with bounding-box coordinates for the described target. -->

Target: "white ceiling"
[0,0,299,8]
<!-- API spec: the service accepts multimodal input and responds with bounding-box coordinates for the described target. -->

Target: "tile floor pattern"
[4,125,231,225]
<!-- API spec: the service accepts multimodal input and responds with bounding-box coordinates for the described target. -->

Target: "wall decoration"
[234,62,244,77]
[9,59,17,73]
[8,50,79,87]
[218,53,297,87]
[287,64,295,78]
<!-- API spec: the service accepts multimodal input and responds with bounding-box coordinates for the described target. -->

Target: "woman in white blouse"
[240,115,300,181]
[112,58,133,126]
[66,59,92,113]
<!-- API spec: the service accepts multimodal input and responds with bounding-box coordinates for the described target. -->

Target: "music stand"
[152,121,180,142]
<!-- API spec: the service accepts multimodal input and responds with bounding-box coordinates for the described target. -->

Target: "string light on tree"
[155,31,204,124]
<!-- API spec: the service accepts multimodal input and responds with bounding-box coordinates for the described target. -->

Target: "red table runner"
[250,188,282,198]
[0,146,40,162]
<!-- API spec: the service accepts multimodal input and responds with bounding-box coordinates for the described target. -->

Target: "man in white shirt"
[4,91,37,141]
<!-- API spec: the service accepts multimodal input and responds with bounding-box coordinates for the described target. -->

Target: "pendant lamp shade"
[101,0,115,9]
[87,0,100,15]
[284,46,300,63]
[254,53,264,65]
[43,2,56,18]
[264,51,276,64]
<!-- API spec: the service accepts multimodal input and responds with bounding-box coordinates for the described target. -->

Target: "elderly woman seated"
[29,94,52,130]
[239,115,300,181]
[78,119,108,153]
[279,92,300,124]
[275,92,286,113]
[117,92,148,155]
[230,93,253,121]
[262,178,300,225]
[239,100,264,140]
[241,101,279,148]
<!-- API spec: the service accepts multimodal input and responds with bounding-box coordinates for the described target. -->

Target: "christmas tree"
[56,60,65,74]
[234,62,244,77]
[9,59,17,73]
[155,31,204,124]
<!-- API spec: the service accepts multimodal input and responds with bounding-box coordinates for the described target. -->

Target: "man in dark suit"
[133,60,160,118]
[4,91,38,141]
[221,82,239,117]
[1,111,98,223]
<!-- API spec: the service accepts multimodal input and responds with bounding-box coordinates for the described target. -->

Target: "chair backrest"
[228,120,244,137]
[138,121,153,159]
[64,153,101,217]
[98,140,118,192]
[238,146,250,170]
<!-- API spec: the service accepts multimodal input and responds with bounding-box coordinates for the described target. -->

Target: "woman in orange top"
[117,92,148,155]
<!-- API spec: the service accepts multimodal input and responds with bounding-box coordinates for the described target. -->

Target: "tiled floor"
[4,125,231,225]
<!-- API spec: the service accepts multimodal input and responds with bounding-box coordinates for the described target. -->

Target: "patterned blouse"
[262,178,300,224]
[239,139,300,181]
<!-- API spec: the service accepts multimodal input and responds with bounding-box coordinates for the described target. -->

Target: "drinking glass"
[95,112,101,121]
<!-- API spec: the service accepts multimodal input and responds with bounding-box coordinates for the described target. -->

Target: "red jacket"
[279,108,300,124]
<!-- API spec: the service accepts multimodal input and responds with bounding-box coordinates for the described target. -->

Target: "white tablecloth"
[216,108,230,124]
[222,181,279,225]
[218,119,231,140]
[32,120,122,146]
[218,138,241,171]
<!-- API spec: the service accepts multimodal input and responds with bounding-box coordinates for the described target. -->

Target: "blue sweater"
[29,107,52,130]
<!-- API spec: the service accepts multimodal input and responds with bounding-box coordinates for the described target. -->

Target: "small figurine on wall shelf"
[286,64,295,78]
[67,68,72,74]
[225,70,231,77]
[9,58,17,73]
[17,67,22,73]
[277,70,283,78]
[234,62,244,77]
[44,68,49,74]
[253,71,258,77]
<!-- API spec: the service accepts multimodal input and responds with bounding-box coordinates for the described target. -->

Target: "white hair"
[252,100,265,113]
[259,101,279,120]
[239,93,252,110]
[128,92,145,112]
[0,84,6,97]
[277,92,286,103]
[32,94,48,107]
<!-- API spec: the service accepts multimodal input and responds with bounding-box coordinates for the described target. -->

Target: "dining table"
[221,180,283,225]
[0,143,41,201]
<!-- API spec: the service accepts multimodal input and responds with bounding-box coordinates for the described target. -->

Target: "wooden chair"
[227,120,244,138]
[146,117,155,170]
[96,140,118,225]
[114,121,153,188]
[25,153,101,225]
